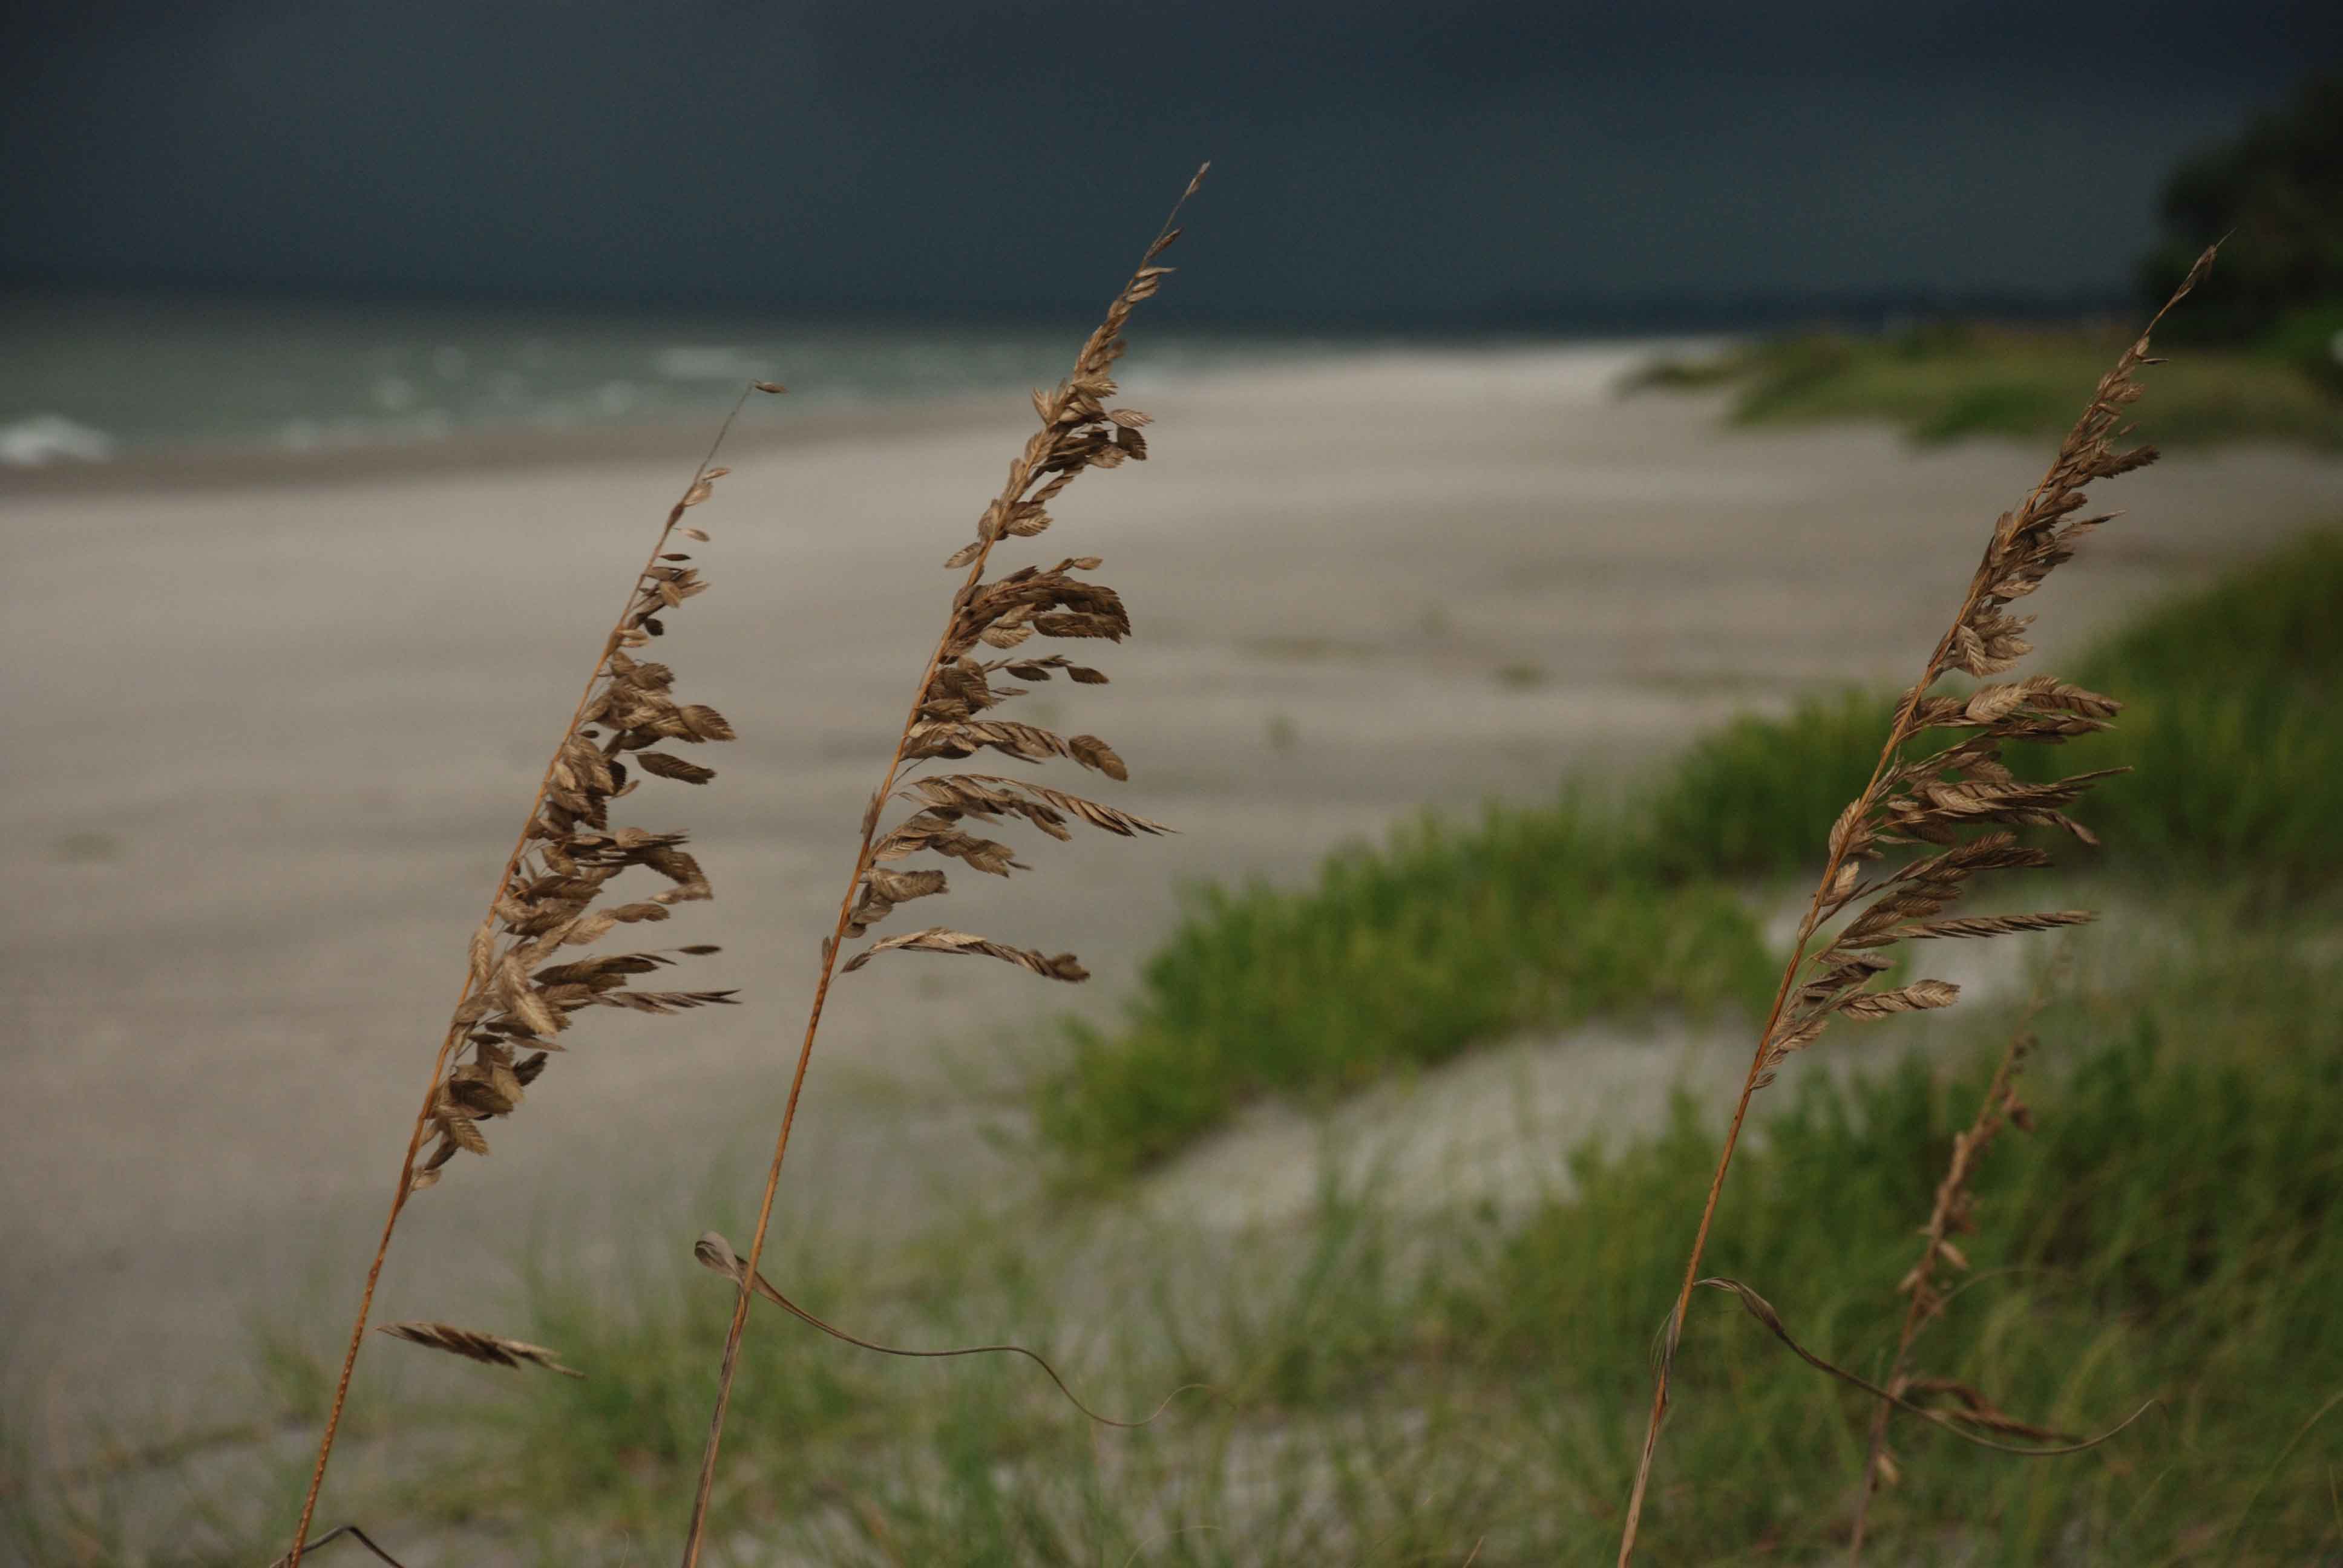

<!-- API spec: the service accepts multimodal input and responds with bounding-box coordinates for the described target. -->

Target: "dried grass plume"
[1613,246,2221,1566]
[284,392,772,1568]
[678,165,1210,1568]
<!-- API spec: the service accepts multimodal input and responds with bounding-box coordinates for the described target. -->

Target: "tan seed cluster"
[1748,247,2222,1087]
[833,183,1199,990]
[416,474,742,1187]
[1617,247,2221,1567]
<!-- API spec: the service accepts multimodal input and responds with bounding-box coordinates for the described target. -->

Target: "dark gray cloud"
[2,1,2334,322]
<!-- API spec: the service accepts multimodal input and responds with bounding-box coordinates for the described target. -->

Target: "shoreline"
[0,389,1014,499]
[0,339,1686,498]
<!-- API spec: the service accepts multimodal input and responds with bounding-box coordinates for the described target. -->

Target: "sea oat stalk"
[284,396,766,1567]
[1614,247,2218,1566]
[1845,972,2053,1560]
[677,168,1207,1567]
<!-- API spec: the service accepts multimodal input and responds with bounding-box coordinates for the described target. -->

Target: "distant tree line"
[2140,70,2342,345]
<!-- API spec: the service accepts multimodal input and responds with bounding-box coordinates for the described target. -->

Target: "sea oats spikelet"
[1616,248,2220,1566]
[376,1321,585,1379]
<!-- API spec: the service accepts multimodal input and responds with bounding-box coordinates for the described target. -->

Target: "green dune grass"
[1631,322,2343,449]
[1041,532,2343,1177]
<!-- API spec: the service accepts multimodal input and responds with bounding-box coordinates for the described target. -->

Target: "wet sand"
[6,345,2341,1451]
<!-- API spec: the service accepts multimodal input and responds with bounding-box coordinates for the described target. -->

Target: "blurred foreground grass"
[26,920,2334,1564]
[1627,316,2343,448]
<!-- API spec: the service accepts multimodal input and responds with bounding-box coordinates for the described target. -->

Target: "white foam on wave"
[0,414,117,466]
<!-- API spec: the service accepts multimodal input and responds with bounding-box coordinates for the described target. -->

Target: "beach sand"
[7,345,2342,1454]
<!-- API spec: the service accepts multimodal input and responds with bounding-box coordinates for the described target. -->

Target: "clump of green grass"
[1446,930,2343,1563]
[1630,322,2343,448]
[1647,529,2343,885]
[1645,687,1892,879]
[1039,535,2343,1178]
[1036,804,1776,1175]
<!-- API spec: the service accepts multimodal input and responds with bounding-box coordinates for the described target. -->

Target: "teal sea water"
[0,293,1370,466]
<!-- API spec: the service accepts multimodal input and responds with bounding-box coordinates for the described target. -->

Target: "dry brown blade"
[1613,246,2217,1567]
[842,925,1090,982]
[1690,1276,2154,1455]
[1894,1377,2076,1443]
[267,1524,410,1568]
[678,165,1208,1568]
[283,384,776,1568]
[692,1232,1191,1428]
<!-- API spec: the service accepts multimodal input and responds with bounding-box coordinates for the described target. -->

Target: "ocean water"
[0,293,1362,466]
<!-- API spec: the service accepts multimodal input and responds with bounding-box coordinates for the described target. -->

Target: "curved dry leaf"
[267,1524,410,1568]
[1898,1376,2071,1442]
[376,1321,582,1378]
[692,1232,1187,1429]
[842,926,1087,982]
[1688,1278,2153,1457]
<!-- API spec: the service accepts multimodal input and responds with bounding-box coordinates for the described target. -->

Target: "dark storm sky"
[2,1,2335,323]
